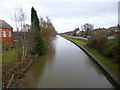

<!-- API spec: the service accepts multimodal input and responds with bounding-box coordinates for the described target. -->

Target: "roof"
[0,20,13,29]
[109,26,120,30]
[13,32,27,40]
[73,28,80,32]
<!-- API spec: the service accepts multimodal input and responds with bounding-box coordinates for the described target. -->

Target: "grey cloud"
[37,1,117,32]
[37,2,117,18]
[0,0,118,33]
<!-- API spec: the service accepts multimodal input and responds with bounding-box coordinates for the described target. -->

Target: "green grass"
[61,35,120,78]
[2,48,17,66]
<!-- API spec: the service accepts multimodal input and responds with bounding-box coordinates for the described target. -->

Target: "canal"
[21,35,114,88]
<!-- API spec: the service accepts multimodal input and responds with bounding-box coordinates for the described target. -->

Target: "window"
[3,31,6,37]
[8,31,12,37]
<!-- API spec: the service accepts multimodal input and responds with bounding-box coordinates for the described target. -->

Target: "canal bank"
[61,35,120,88]
[5,54,38,88]
[20,35,116,88]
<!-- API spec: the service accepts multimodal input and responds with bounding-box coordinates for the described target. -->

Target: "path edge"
[62,36,120,88]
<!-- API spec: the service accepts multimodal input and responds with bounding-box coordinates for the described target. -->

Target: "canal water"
[21,35,114,88]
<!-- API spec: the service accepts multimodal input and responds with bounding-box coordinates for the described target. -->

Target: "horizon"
[0,0,119,33]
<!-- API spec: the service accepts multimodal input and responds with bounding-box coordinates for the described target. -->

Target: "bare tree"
[12,6,28,62]
[82,23,94,37]
[40,17,57,41]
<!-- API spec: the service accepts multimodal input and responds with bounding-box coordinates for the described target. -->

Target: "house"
[109,26,120,36]
[66,31,74,36]
[73,28,80,36]
[61,31,74,36]
[94,28,110,33]
[0,20,13,46]
[109,26,120,31]
[61,28,81,36]
[93,28,109,33]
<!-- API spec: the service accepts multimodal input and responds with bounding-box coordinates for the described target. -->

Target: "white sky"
[0,0,119,33]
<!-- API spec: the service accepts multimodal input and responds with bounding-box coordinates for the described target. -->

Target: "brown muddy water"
[21,35,115,88]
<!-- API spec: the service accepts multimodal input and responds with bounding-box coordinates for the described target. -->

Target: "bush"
[87,37,98,48]
[103,37,120,62]
[87,37,107,53]
[95,37,107,52]
[103,38,116,57]
[87,36,120,62]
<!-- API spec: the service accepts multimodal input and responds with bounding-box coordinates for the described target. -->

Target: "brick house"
[0,20,13,46]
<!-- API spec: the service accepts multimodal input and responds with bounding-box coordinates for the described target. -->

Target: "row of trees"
[13,6,57,61]
[40,17,57,41]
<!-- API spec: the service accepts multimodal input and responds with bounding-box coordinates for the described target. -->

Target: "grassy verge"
[61,35,120,78]
[2,48,17,66]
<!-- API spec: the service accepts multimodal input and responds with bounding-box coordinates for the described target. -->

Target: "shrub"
[103,38,116,57]
[87,37,98,48]
[87,37,107,51]
[88,36,120,62]
[95,37,107,52]
[103,37,120,62]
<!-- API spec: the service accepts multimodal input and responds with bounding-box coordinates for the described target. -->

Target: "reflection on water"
[21,39,56,88]
[22,35,114,88]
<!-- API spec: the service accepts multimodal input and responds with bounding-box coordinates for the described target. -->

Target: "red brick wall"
[0,28,13,44]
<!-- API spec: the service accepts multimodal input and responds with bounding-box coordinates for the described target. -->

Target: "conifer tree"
[31,7,48,55]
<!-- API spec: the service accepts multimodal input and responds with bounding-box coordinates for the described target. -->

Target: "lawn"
[61,35,120,78]
[2,48,17,66]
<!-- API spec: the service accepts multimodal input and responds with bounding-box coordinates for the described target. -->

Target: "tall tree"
[40,17,57,41]
[83,23,94,37]
[12,6,27,62]
[31,7,48,55]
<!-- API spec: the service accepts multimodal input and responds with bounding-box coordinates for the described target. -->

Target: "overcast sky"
[0,0,119,33]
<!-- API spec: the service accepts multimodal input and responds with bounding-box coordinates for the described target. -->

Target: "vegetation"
[40,17,57,41]
[2,48,17,66]
[87,35,119,63]
[81,23,94,37]
[61,35,120,78]
[31,7,48,55]
[87,37,107,53]
[2,6,57,88]
[2,6,57,66]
